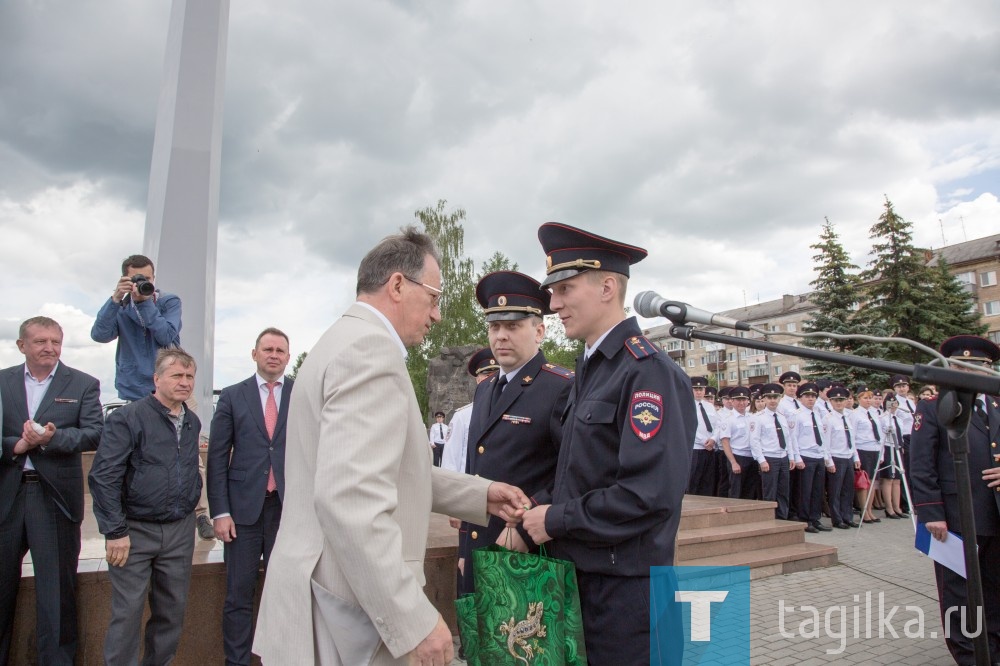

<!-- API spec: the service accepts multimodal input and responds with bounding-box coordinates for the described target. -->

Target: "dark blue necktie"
[773,413,786,449]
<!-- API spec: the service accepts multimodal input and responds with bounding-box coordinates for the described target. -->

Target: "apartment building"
[643,232,1000,385]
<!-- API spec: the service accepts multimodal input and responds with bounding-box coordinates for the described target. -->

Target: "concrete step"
[679,495,778,530]
[678,542,839,580]
[677,519,806,561]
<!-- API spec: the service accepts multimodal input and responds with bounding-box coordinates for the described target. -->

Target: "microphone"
[633,291,751,331]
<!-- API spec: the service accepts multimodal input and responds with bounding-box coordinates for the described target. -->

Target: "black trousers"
[934,535,1000,665]
[222,493,282,666]
[727,454,759,500]
[761,456,790,520]
[713,449,731,498]
[577,572,652,665]
[826,457,854,526]
[687,448,716,496]
[797,457,826,524]
[0,478,80,666]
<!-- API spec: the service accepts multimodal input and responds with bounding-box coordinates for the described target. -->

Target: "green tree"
[478,251,518,278]
[927,256,988,338]
[802,219,888,388]
[289,351,307,380]
[541,315,584,369]
[408,200,487,415]
[858,197,939,366]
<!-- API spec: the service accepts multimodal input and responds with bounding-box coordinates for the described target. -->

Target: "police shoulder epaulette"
[541,363,575,380]
[625,335,659,360]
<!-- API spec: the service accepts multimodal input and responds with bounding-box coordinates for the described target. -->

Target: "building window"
[729,371,737,381]
[790,364,799,372]
[981,271,998,287]
[988,331,1000,345]
[769,325,779,332]
[741,370,750,379]
[955,271,976,284]
[786,322,797,332]
[687,359,695,368]
[984,301,1000,317]
[773,365,781,376]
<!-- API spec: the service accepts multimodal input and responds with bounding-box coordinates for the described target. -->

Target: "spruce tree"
[927,256,988,339]
[803,219,886,387]
[858,197,938,365]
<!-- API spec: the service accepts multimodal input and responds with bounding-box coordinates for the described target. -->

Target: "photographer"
[91,255,213,540]
[91,254,181,401]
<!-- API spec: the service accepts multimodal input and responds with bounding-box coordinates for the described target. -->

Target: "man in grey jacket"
[89,348,202,665]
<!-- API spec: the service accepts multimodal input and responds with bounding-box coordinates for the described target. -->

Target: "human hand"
[854,460,861,470]
[704,439,716,451]
[214,516,237,542]
[982,466,1000,489]
[486,482,530,525]
[826,464,836,474]
[522,505,551,544]
[22,420,55,448]
[112,276,134,303]
[730,461,741,474]
[407,615,453,666]
[448,517,461,529]
[759,461,770,473]
[925,521,948,542]
[795,461,805,470]
[106,536,131,567]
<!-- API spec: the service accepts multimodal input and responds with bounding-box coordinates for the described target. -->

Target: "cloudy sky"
[2,1,998,402]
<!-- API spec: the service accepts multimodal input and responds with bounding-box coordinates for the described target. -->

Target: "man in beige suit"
[253,227,530,666]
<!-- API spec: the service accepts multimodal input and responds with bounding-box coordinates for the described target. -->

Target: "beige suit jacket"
[253,304,491,664]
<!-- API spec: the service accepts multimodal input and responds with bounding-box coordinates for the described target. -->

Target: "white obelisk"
[143,0,230,432]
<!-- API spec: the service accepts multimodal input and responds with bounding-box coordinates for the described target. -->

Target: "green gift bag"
[456,545,588,665]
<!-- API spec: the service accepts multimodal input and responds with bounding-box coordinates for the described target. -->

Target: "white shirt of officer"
[750,405,796,463]
[849,395,883,452]
[790,403,832,466]
[881,404,914,442]
[692,393,718,450]
[824,408,860,462]
[721,410,753,457]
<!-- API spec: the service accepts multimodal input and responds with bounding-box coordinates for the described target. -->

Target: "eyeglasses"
[403,275,443,307]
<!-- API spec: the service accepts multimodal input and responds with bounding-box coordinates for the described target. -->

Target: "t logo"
[675,590,729,641]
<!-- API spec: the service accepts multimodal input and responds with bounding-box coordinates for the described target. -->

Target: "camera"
[130,275,155,297]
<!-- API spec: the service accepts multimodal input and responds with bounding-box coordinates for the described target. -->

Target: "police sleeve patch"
[630,390,663,441]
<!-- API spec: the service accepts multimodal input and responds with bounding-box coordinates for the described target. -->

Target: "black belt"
[264,490,278,498]
[22,470,40,484]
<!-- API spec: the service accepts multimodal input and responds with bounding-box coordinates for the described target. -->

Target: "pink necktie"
[265,381,279,493]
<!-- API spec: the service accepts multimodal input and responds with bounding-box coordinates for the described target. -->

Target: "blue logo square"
[650,566,751,665]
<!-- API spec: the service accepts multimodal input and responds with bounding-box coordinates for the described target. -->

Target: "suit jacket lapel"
[242,376,269,440]
[274,377,293,440]
[33,365,71,422]
[2,367,30,423]
[481,352,544,435]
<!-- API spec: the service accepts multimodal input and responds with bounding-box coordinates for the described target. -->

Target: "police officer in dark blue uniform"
[458,271,573,597]
[521,223,695,665]
[910,335,1000,665]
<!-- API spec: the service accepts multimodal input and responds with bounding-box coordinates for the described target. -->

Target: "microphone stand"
[668,324,999,666]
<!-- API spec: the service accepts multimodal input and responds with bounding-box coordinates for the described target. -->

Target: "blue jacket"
[90,290,181,400]
[89,395,202,539]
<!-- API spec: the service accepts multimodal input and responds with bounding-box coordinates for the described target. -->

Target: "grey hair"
[155,347,197,375]
[356,226,440,296]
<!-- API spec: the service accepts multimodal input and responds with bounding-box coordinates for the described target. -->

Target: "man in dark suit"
[208,328,293,666]
[458,271,572,597]
[0,316,103,665]
[910,334,1000,665]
